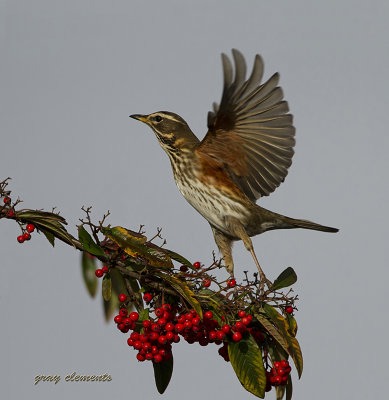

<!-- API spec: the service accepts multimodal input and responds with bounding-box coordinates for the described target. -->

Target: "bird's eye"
[154,115,163,122]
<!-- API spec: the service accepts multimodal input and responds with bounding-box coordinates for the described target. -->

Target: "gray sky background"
[1,1,388,399]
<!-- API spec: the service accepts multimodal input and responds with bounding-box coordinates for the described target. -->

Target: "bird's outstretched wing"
[196,49,295,201]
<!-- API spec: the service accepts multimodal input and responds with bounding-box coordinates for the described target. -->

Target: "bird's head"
[130,111,199,155]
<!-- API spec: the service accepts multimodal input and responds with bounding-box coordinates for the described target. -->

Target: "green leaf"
[255,313,289,355]
[110,268,127,294]
[263,304,303,378]
[286,376,293,400]
[276,384,286,400]
[81,251,98,297]
[102,274,112,301]
[155,272,202,318]
[102,226,173,269]
[41,228,55,247]
[272,267,297,291]
[164,249,193,269]
[18,210,76,247]
[139,308,149,321]
[78,226,105,256]
[286,313,298,337]
[103,294,119,322]
[153,356,173,394]
[228,334,266,398]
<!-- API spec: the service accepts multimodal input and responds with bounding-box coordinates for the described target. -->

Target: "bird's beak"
[130,114,148,123]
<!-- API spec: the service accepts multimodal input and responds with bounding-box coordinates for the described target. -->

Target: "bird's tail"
[283,216,339,233]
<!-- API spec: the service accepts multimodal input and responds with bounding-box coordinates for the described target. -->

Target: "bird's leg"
[211,225,234,276]
[224,216,271,292]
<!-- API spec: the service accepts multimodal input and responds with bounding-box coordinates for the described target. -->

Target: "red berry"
[158,336,168,345]
[139,333,149,343]
[134,341,142,350]
[117,323,125,330]
[281,360,289,368]
[185,312,193,321]
[114,315,122,324]
[165,322,175,331]
[102,266,109,274]
[143,320,152,329]
[174,323,184,333]
[130,332,140,341]
[118,293,127,302]
[277,368,286,376]
[241,317,251,326]
[17,235,25,243]
[281,375,288,385]
[153,354,163,363]
[274,376,282,386]
[119,308,128,317]
[95,269,103,278]
[192,317,200,326]
[162,303,171,312]
[136,353,145,361]
[143,293,152,302]
[204,311,213,319]
[22,232,30,240]
[274,361,281,369]
[227,278,236,288]
[145,353,153,361]
[151,324,160,333]
[129,312,139,321]
[180,265,188,272]
[235,321,247,332]
[165,331,174,341]
[127,338,134,346]
[222,324,231,334]
[285,306,293,314]
[238,310,246,318]
[216,331,226,340]
[3,197,11,204]
[203,279,211,287]
[155,308,163,317]
[232,332,242,342]
[157,318,167,326]
[26,224,35,233]
[149,332,159,342]
[6,210,14,217]
[193,261,201,269]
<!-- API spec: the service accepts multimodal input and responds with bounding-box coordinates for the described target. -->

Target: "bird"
[130,49,338,285]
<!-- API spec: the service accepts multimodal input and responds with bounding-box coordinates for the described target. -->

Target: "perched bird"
[130,49,338,284]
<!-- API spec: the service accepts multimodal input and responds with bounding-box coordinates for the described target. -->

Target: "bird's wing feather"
[197,49,295,201]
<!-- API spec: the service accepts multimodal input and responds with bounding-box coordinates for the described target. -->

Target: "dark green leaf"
[228,334,266,398]
[153,356,173,394]
[110,269,127,294]
[102,274,112,301]
[272,267,297,291]
[276,384,286,400]
[81,251,98,297]
[41,229,55,247]
[103,294,119,322]
[78,226,105,256]
[164,249,193,269]
[263,304,303,378]
[286,314,298,337]
[286,376,293,400]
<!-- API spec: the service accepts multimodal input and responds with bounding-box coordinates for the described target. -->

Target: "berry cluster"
[265,360,291,390]
[95,265,109,278]
[17,223,35,243]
